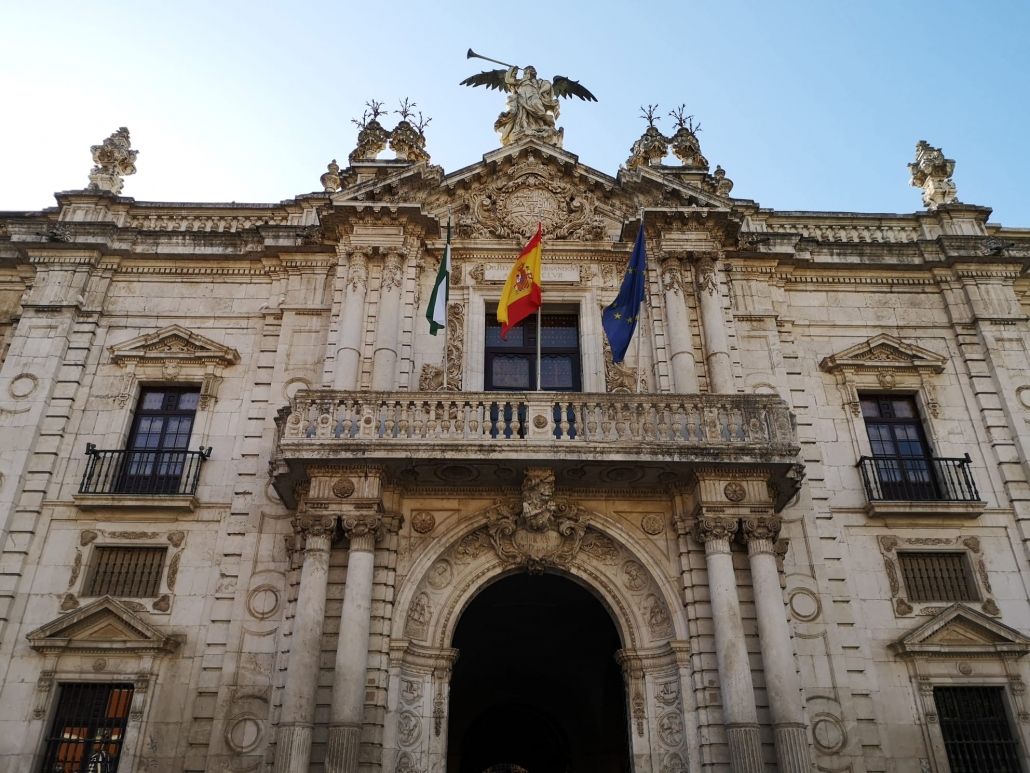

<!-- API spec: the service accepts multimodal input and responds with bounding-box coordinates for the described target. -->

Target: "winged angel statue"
[461,51,597,148]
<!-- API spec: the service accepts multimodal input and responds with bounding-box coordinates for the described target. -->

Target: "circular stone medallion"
[411,511,436,534]
[8,373,38,400]
[332,477,355,498]
[723,482,746,502]
[640,513,665,535]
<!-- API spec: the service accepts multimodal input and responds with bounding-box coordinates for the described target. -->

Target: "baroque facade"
[1,115,1030,773]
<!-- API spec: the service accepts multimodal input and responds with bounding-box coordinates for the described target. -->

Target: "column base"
[773,723,812,773]
[273,723,313,773]
[325,723,362,773]
[726,723,763,773]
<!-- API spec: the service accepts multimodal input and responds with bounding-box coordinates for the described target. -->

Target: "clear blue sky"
[2,1,1028,224]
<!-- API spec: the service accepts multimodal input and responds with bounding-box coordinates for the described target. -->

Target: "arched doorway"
[447,572,630,773]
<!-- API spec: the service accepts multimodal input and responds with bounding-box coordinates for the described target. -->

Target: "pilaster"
[691,251,735,394]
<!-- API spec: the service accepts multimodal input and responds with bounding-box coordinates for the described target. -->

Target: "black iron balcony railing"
[79,443,211,496]
[857,454,980,503]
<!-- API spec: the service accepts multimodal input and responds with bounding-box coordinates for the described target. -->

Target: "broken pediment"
[820,334,947,375]
[890,603,1030,659]
[27,596,182,656]
[109,324,240,367]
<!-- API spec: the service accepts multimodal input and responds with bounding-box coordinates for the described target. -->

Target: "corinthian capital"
[346,247,371,290]
[691,516,738,544]
[382,249,407,290]
[691,252,720,297]
[293,513,337,542]
[740,515,782,544]
[342,513,383,553]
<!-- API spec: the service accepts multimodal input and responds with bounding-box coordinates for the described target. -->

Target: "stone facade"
[0,123,1029,773]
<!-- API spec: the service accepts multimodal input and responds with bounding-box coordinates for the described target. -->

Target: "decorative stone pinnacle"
[320,159,341,192]
[87,127,138,195]
[909,140,958,210]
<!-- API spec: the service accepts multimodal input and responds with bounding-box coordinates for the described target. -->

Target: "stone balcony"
[270,390,803,509]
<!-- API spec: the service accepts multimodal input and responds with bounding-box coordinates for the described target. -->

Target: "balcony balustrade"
[79,444,211,497]
[857,454,981,504]
[271,390,802,508]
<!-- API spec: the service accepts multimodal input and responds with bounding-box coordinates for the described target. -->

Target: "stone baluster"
[273,513,337,773]
[371,248,406,390]
[660,251,699,392]
[325,497,385,772]
[692,516,762,773]
[693,252,734,393]
[741,516,812,773]
[334,247,370,390]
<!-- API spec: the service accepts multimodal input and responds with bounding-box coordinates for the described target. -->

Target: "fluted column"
[273,513,336,773]
[660,251,699,393]
[325,509,383,773]
[334,247,370,390]
[741,516,812,773]
[693,516,762,773]
[371,248,405,390]
[693,252,734,393]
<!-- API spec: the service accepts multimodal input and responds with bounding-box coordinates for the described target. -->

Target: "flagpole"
[636,208,644,394]
[443,210,450,391]
[536,210,542,392]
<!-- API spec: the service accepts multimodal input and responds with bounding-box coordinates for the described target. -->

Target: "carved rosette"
[341,514,383,553]
[740,516,782,557]
[692,516,738,554]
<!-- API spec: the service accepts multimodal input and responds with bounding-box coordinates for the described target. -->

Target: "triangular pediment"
[890,603,1030,658]
[330,138,736,245]
[27,596,181,655]
[820,334,947,374]
[109,324,240,366]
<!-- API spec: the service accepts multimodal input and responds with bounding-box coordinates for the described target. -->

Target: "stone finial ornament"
[390,99,432,163]
[88,127,138,195]
[350,99,391,162]
[909,140,958,209]
[668,106,708,169]
[320,159,341,192]
[626,105,669,169]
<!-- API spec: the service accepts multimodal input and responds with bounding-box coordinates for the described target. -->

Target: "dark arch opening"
[448,572,630,773]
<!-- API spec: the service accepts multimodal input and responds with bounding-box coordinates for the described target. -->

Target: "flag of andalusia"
[426,218,451,335]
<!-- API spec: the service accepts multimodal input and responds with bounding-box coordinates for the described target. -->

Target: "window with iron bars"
[897,552,978,603]
[934,686,1021,773]
[85,547,166,598]
[39,683,134,772]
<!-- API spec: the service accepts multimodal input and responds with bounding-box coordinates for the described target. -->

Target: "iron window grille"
[85,547,166,598]
[39,683,134,773]
[934,686,1021,773]
[897,552,978,603]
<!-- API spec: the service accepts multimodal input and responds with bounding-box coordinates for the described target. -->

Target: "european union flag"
[602,223,647,363]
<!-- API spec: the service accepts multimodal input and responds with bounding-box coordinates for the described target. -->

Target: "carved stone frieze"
[484,469,587,574]
[457,152,608,241]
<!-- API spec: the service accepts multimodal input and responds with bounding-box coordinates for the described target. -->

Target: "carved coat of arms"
[486,468,587,574]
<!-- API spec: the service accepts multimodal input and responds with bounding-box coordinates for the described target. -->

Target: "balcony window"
[485,313,581,392]
[857,395,979,503]
[39,683,134,773]
[79,387,209,497]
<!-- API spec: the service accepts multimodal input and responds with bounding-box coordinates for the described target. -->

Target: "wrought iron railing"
[79,443,211,496]
[857,454,980,503]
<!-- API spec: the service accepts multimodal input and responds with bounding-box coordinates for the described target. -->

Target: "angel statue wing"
[552,76,597,102]
[459,69,508,91]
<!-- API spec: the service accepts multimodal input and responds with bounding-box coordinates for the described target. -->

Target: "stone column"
[325,509,383,773]
[741,516,812,773]
[334,247,370,390]
[692,516,762,773]
[371,248,405,390]
[273,513,336,773]
[660,251,699,393]
[693,252,734,394]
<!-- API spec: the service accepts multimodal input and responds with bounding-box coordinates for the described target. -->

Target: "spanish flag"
[497,224,543,339]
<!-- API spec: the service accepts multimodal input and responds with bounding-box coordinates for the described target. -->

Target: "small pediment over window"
[820,334,946,375]
[889,603,1030,659]
[26,596,181,656]
[109,324,240,367]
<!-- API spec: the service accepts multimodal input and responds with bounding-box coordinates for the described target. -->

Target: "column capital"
[293,513,337,544]
[740,515,782,557]
[341,511,383,553]
[344,247,371,289]
[692,515,738,551]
